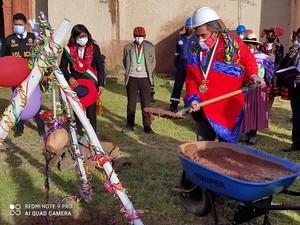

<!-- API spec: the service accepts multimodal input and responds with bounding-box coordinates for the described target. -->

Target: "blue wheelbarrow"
[173,141,300,225]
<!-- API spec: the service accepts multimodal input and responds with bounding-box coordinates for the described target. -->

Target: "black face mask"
[185,28,193,36]
[267,37,276,43]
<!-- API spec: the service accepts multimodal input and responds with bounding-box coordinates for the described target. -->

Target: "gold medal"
[136,65,142,72]
[134,44,144,72]
[199,80,209,93]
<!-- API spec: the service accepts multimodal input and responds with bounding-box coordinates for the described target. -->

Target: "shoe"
[122,125,134,133]
[248,131,257,145]
[38,129,46,137]
[248,136,257,145]
[144,126,154,134]
[281,146,300,152]
[239,133,249,142]
[169,104,178,112]
[14,129,24,138]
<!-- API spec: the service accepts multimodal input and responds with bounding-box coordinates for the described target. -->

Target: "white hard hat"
[192,7,220,28]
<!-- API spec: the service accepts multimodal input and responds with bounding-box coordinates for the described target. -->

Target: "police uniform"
[170,32,198,110]
[2,32,35,59]
[2,31,45,137]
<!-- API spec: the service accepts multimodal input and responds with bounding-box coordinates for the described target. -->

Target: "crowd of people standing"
[1,7,299,152]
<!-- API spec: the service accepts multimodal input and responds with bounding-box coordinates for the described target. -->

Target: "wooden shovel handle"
[198,89,243,107]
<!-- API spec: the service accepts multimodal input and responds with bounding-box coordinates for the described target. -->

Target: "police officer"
[2,13,45,137]
[169,17,198,112]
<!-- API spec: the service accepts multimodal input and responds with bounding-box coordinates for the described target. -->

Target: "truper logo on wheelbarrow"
[194,172,225,190]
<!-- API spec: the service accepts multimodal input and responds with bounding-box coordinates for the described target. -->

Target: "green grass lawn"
[0,74,299,225]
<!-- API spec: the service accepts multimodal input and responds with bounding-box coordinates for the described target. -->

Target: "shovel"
[176,82,260,116]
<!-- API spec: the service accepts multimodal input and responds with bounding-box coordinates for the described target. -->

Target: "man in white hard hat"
[183,7,259,143]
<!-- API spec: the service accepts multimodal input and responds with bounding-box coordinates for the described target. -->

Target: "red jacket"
[184,35,258,142]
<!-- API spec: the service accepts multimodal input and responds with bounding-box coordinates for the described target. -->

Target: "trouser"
[193,110,226,142]
[16,108,45,132]
[75,102,97,135]
[170,69,186,106]
[290,85,300,147]
[126,77,151,128]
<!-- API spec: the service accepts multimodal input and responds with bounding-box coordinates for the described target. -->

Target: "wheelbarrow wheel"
[178,171,211,216]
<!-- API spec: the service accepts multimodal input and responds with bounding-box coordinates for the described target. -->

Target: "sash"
[64,46,98,85]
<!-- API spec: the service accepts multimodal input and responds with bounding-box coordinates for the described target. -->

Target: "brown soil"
[182,144,295,183]
[144,107,187,121]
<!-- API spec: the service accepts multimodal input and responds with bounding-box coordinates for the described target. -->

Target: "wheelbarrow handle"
[176,82,260,116]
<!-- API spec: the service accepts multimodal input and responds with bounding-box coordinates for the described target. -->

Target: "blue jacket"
[174,33,198,70]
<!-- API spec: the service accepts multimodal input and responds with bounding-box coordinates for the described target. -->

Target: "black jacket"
[1,32,35,59]
[59,42,105,88]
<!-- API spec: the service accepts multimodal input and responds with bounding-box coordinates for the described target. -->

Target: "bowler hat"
[71,79,98,108]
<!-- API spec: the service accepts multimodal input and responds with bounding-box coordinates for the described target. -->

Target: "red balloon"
[0,56,31,87]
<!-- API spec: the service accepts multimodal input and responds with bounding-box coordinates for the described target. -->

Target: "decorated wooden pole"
[59,88,93,200]
[53,69,143,224]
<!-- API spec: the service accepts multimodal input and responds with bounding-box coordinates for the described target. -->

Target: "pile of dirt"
[182,144,295,183]
[144,107,187,121]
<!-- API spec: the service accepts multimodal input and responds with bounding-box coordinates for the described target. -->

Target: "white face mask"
[250,48,254,53]
[267,43,273,50]
[76,37,88,46]
[238,34,245,40]
[14,25,25,35]
[294,40,299,46]
[199,39,209,51]
[135,37,144,45]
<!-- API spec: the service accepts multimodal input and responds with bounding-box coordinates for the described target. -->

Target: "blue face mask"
[294,40,299,46]
[14,25,25,35]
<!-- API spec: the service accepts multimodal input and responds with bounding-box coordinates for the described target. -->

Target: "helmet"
[185,17,192,26]
[192,7,220,28]
[133,27,146,36]
[236,25,246,33]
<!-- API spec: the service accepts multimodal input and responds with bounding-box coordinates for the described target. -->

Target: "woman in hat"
[60,24,105,135]
[260,26,285,115]
[240,34,274,144]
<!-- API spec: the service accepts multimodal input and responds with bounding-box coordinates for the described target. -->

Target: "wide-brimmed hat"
[70,79,98,108]
[243,34,262,45]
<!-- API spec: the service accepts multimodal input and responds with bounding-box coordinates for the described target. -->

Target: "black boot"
[169,104,178,112]
[122,125,134,133]
[248,130,257,145]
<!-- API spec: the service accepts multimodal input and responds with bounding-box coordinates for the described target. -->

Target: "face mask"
[267,37,276,43]
[135,37,144,45]
[14,25,25,35]
[267,43,273,50]
[76,37,88,46]
[199,34,216,51]
[185,28,193,36]
[250,48,254,53]
[294,40,299,46]
[238,34,245,40]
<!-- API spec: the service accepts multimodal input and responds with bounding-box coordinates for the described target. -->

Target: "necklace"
[69,43,93,73]
[134,44,144,72]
